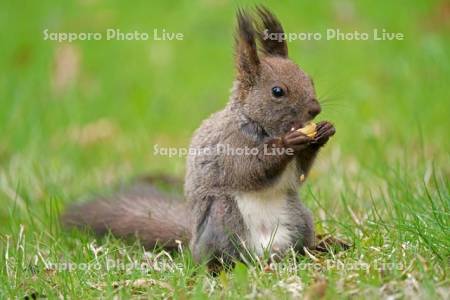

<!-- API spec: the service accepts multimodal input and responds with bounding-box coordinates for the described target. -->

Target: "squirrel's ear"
[256,6,288,57]
[235,9,260,91]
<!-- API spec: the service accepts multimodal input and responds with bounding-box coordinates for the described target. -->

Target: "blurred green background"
[1,0,449,247]
[1,1,448,177]
[0,0,449,298]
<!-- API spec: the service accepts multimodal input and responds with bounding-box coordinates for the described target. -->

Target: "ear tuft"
[255,6,288,57]
[235,9,260,92]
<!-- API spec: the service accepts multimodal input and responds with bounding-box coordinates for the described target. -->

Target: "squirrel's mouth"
[289,120,310,132]
[289,121,303,132]
[287,116,317,134]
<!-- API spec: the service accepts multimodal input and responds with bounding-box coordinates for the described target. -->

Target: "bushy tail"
[62,178,191,250]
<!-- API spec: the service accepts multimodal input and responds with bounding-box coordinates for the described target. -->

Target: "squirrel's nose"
[308,99,321,118]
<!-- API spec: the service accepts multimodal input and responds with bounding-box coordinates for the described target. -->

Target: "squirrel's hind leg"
[190,194,246,266]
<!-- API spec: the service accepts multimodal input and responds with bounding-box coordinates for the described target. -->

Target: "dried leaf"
[51,44,80,95]
[67,118,118,146]
[305,278,328,300]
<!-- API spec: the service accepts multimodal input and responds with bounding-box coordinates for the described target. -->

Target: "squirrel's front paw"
[311,121,335,146]
[280,130,313,152]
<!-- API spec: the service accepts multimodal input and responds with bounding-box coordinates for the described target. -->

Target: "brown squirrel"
[63,7,340,265]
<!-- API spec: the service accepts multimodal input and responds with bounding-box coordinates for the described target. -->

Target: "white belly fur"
[235,161,298,256]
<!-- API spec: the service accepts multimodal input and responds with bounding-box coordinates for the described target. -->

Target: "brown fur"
[62,180,190,250]
[62,7,337,265]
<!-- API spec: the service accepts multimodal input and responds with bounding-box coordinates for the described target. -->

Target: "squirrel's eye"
[271,86,284,98]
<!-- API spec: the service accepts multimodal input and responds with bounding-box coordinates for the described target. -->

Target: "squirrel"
[62,7,339,266]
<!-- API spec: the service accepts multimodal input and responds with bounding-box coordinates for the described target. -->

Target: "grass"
[0,0,449,298]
